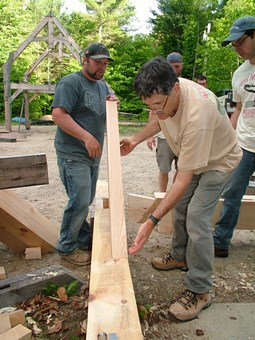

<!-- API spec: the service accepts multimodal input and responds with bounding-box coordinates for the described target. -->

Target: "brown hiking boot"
[61,249,91,266]
[151,253,188,271]
[214,246,229,258]
[169,290,212,321]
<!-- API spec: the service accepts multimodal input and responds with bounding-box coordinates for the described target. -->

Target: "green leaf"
[64,280,79,296]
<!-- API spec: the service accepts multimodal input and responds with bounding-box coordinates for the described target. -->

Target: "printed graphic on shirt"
[84,91,104,116]
[243,82,255,118]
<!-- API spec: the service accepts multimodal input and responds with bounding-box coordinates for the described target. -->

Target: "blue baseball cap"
[222,16,255,46]
[166,52,182,63]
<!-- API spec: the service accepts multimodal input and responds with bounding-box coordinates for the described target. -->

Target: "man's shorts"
[156,137,177,173]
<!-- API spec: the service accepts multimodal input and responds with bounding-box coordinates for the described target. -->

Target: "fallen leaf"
[46,319,63,334]
[57,287,68,302]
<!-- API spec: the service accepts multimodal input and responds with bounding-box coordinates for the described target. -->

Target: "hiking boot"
[169,290,212,321]
[214,246,229,258]
[151,253,188,271]
[61,249,91,266]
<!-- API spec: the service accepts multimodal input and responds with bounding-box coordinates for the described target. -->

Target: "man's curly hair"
[133,57,179,99]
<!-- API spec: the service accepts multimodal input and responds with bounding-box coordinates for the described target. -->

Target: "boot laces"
[162,253,174,264]
[177,290,203,310]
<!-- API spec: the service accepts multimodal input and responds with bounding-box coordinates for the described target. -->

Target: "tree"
[0,0,35,117]
[149,0,220,79]
[27,0,64,24]
[200,0,255,93]
[106,34,163,115]
[78,0,136,44]
[0,0,79,119]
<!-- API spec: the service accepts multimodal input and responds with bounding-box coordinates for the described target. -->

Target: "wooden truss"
[3,12,82,131]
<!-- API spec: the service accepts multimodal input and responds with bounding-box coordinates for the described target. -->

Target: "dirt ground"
[0,125,255,339]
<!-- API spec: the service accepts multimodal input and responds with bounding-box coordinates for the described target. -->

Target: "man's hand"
[120,137,137,156]
[128,220,155,254]
[106,94,120,106]
[147,136,156,150]
[83,134,101,157]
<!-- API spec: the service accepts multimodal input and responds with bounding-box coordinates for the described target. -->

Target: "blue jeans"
[56,157,99,254]
[172,170,232,293]
[214,148,255,250]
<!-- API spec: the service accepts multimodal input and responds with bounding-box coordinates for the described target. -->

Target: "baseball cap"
[166,52,182,63]
[222,16,255,46]
[84,42,114,61]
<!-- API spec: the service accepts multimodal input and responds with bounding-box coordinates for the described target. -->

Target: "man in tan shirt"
[120,57,242,322]
[147,52,183,191]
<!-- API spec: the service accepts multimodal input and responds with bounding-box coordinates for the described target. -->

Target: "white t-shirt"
[158,78,242,175]
[232,60,255,153]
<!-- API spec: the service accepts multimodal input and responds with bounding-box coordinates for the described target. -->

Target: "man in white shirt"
[213,16,255,258]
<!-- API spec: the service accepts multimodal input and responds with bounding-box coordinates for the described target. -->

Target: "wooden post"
[106,101,127,259]
[3,53,13,132]
[24,91,30,130]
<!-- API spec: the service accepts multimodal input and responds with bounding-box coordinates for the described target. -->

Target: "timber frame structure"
[3,12,82,131]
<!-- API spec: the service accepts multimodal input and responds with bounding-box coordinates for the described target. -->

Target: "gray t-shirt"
[51,71,109,166]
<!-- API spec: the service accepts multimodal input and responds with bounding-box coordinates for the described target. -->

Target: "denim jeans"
[172,170,232,293]
[56,157,99,254]
[213,148,255,250]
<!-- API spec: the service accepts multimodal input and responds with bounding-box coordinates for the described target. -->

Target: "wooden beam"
[128,193,255,233]
[128,193,155,224]
[128,193,173,233]
[11,16,49,61]
[212,195,255,230]
[24,91,30,130]
[87,182,143,339]
[0,324,31,340]
[52,16,82,55]
[10,83,56,93]
[0,189,58,253]
[3,52,13,132]
[0,138,16,143]
[0,154,48,190]
[0,266,6,280]
[0,132,26,140]
[106,101,127,259]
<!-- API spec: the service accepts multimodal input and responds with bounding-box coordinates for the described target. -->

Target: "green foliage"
[1,0,255,124]
[78,0,136,44]
[42,281,59,296]
[151,0,220,80]
[42,280,79,297]
[27,0,63,23]
[106,34,163,115]
[0,0,34,65]
[138,303,152,320]
[65,279,80,296]
[60,11,96,49]
[199,0,255,92]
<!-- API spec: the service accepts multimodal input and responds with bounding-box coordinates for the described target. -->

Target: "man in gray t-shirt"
[51,42,118,266]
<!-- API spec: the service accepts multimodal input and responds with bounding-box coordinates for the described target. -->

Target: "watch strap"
[148,213,160,226]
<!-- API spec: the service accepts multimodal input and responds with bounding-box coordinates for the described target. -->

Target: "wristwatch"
[148,213,161,226]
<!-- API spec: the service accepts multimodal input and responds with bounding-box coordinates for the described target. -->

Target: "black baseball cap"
[222,16,255,46]
[84,42,114,61]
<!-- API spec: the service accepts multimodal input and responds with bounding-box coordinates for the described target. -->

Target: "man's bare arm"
[230,102,242,129]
